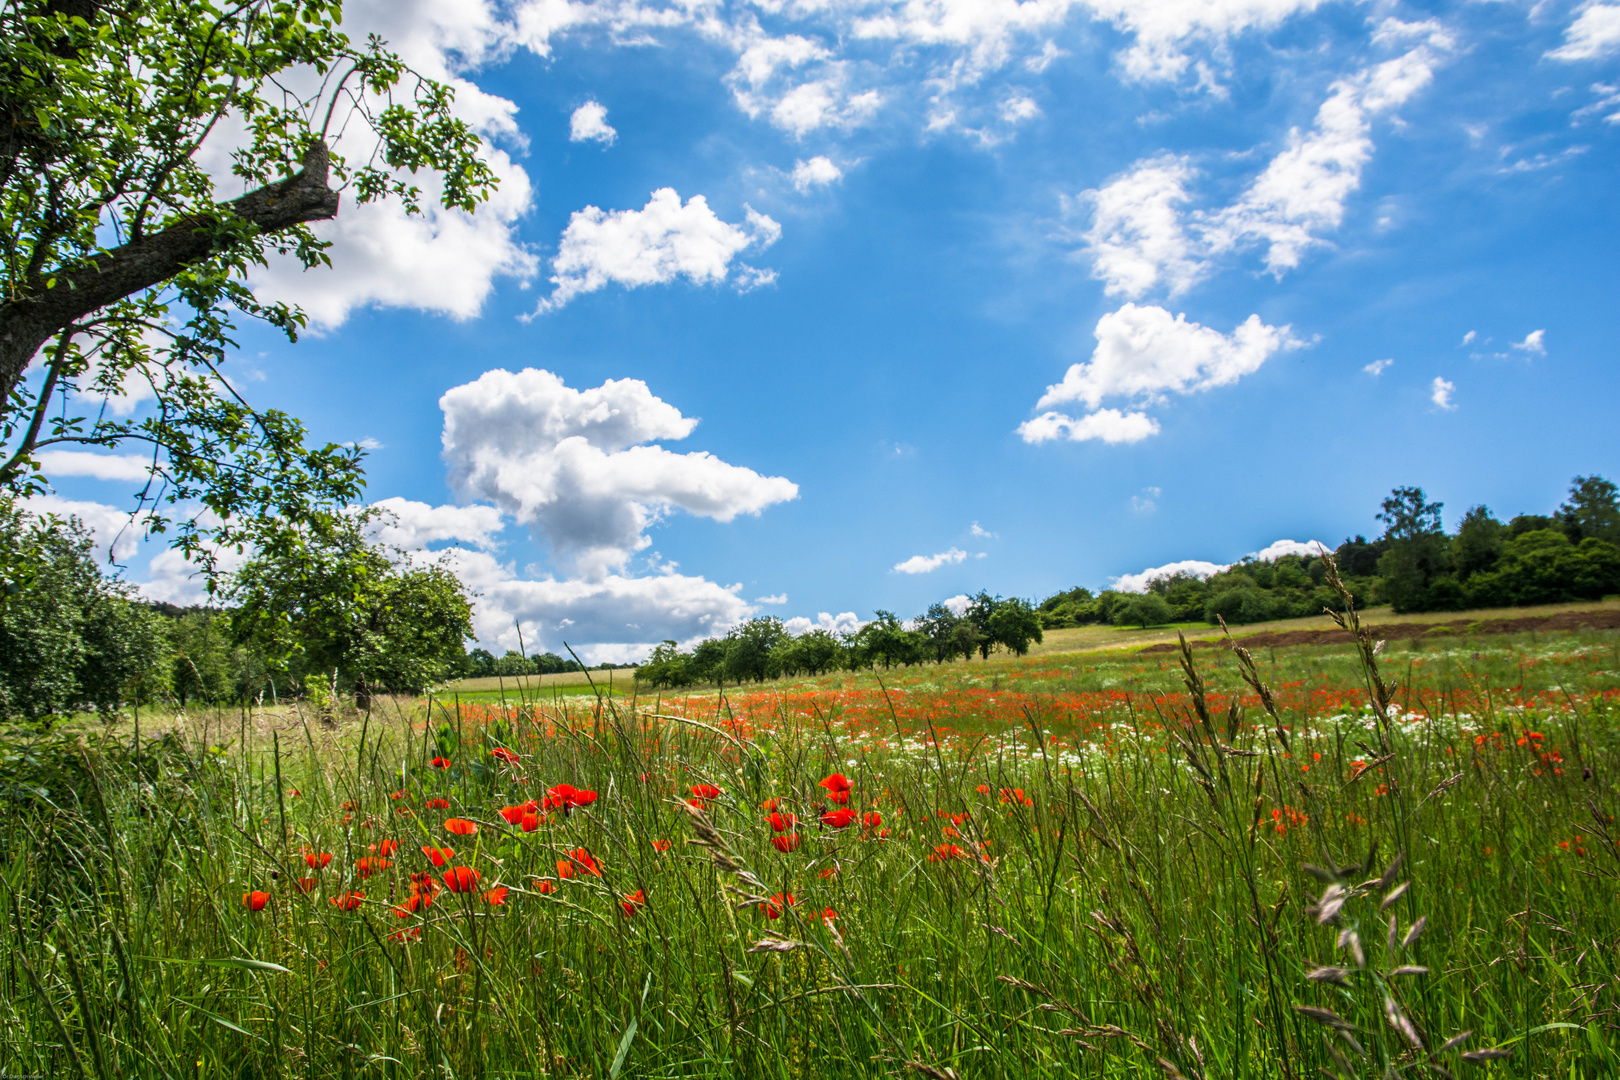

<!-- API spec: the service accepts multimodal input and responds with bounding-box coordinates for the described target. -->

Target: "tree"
[722,617,787,683]
[1465,529,1620,608]
[1376,486,1452,612]
[227,509,473,706]
[966,592,999,660]
[168,610,242,705]
[1112,592,1174,629]
[1449,506,1505,582]
[1559,475,1620,545]
[0,1,499,580]
[0,498,169,720]
[916,602,963,663]
[988,596,1043,655]
[777,629,841,676]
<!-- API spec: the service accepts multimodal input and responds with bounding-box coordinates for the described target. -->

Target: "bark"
[0,141,340,410]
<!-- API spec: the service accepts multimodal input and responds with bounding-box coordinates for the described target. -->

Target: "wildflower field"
[3,619,1619,1078]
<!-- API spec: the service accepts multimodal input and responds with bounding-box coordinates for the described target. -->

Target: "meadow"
[2,611,1618,1078]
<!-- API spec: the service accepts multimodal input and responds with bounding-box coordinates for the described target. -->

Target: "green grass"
[3,625,1619,1078]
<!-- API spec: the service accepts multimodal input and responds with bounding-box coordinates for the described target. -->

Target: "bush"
[1112,593,1174,628]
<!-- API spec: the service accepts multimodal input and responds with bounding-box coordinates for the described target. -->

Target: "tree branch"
[0,141,339,410]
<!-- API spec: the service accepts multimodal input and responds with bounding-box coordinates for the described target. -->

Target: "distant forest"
[634,474,1620,687]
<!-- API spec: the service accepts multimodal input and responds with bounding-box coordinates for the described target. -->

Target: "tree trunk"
[0,142,340,408]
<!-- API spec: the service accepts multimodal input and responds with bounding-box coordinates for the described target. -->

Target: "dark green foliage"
[1560,475,1620,544]
[1450,506,1505,582]
[1111,592,1174,628]
[227,509,473,703]
[0,500,169,720]
[988,596,1044,654]
[1464,530,1620,607]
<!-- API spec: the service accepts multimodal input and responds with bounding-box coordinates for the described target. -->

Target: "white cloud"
[441,368,798,576]
[536,188,781,312]
[33,451,153,482]
[1364,358,1393,376]
[1574,82,1620,125]
[791,155,844,192]
[569,100,618,144]
[363,497,506,551]
[784,610,865,636]
[21,495,151,562]
[1460,330,1476,346]
[1018,408,1161,445]
[893,547,969,574]
[358,437,385,451]
[236,0,538,330]
[1430,376,1456,411]
[1083,30,1453,291]
[1549,3,1620,62]
[1113,538,1329,592]
[1511,329,1547,356]
[755,593,788,604]
[1130,486,1160,513]
[970,521,997,538]
[942,594,972,616]
[1080,154,1203,298]
[1040,305,1298,409]
[1000,95,1041,123]
[441,548,753,662]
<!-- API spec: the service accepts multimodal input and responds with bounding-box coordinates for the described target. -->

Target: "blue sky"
[33,0,1620,660]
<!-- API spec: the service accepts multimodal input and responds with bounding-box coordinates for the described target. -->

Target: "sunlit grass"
[2,627,1618,1078]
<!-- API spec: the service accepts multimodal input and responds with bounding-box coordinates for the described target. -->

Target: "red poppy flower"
[422,845,455,867]
[998,788,1034,807]
[394,894,430,918]
[443,866,482,893]
[294,877,318,894]
[289,788,302,798]
[375,839,400,856]
[485,886,509,905]
[341,800,360,811]
[818,774,854,805]
[820,907,839,923]
[651,838,671,853]
[928,843,966,862]
[356,857,392,877]
[536,878,559,894]
[767,811,798,832]
[975,784,990,795]
[620,889,646,918]
[761,798,780,811]
[820,808,857,829]
[818,864,839,879]
[759,892,796,919]
[242,890,271,912]
[499,805,528,825]
[490,747,521,764]
[556,860,576,880]
[429,757,451,769]
[425,798,449,810]
[389,926,422,943]
[444,818,478,836]
[521,811,542,832]
[690,783,722,801]
[862,811,883,828]
[305,851,333,870]
[770,833,802,853]
[389,789,407,800]
[565,848,602,877]
[329,891,364,911]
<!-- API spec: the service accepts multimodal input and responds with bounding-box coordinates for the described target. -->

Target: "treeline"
[1037,474,1620,628]
[457,649,634,678]
[638,593,1043,688]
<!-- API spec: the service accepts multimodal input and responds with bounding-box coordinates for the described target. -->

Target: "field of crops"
[2,622,1618,1078]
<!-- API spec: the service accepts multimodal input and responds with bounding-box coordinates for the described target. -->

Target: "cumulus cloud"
[1021,304,1300,445]
[1113,538,1329,592]
[1549,3,1620,61]
[1364,358,1393,376]
[1512,329,1547,356]
[1018,408,1160,445]
[440,549,753,662]
[893,548,969,574]
[792,155,844,192]
[784,611,865,636]
[33,451,153,482]
[440,368,798,576]
[536,189,781,312]
[942,594,972,616]
[236,0,538,330]
[1430,376,1456,411]
[755,593,788,604]
[569,100,617,144]
[21,495,151,562]
[363,497,506,551]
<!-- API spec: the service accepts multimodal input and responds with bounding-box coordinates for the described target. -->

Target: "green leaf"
[607,1016,637,1080]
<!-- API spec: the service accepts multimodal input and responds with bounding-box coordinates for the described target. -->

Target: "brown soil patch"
[1138,608,1620,654]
